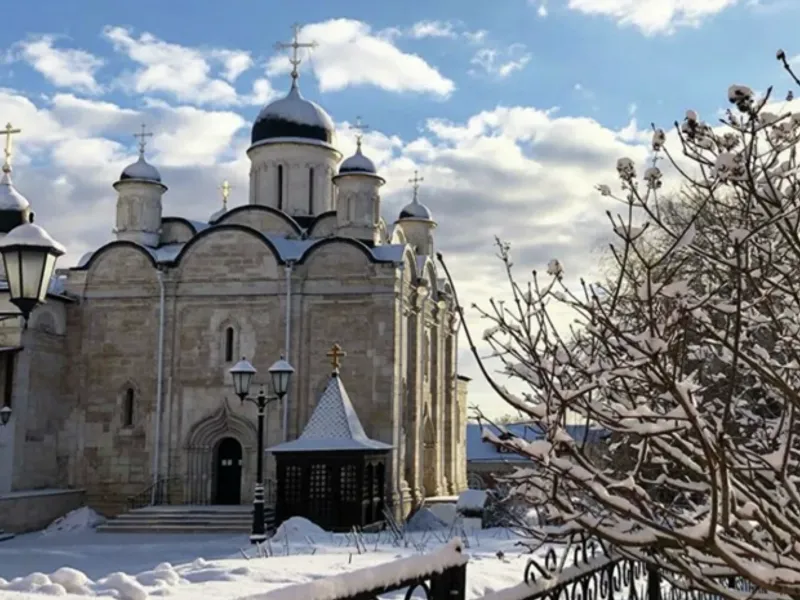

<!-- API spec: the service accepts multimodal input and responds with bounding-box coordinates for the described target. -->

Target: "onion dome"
[251,81,335,146]
[119,153,162,183]
[339,143,377,175]
[0,169,32,234]
[399,197,433,221]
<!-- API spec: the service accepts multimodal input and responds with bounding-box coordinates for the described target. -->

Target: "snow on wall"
[241,538,467,600]
[457,490,488,512]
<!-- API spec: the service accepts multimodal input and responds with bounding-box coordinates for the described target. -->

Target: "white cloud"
[407,20,459,39]
[102,27,260,106]
[538,3,549,16]
[15,35,104,94]
[564,0,739,35]
[266,19,455,98]
[470,44,531,79]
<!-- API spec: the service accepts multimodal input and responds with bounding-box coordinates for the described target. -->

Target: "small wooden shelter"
[268,344,392,531]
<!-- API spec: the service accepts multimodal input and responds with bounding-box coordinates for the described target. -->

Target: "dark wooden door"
[215,437,242,505]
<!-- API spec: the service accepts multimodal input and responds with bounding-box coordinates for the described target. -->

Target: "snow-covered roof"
[269,371,392,453]
[466,423,606,463]
[76,232,407,268]
[118,154,162,184]
[0,171,30,212]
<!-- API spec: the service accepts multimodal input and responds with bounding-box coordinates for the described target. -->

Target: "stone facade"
[0,80,470,521]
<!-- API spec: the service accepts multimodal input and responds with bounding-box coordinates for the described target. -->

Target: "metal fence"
[259,534,762,600]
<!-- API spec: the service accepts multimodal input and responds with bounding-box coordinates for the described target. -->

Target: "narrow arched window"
[224,327,235,363]
[123,388,135,427]
[277,165,284,211]
[308,167,315,214]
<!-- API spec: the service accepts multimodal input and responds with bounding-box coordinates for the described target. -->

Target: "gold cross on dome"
[1,123,21,174]
[133,124,154,155]
[275,23,318,81]
[409,170,424,202]
[327,343,346,371]
[350,116,370,148]
[220,180,232,209]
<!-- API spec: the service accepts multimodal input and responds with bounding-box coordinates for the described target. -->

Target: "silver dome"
[252,83,335,145]
[399,198,433,221]
[339,146,377,174]
[120,154,162,183]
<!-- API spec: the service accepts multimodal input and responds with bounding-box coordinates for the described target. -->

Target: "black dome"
[251,84,335,146]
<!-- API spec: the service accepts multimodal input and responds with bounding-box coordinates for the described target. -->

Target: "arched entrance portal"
[215,437,242,505]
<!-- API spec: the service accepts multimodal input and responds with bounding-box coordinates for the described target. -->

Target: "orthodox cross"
[220,180,232,210]
[275,23,318,82]
[133,124,153,156]
[1,123,21,174]
[409,170,424,202]
[327,343,346,371]
[350,116,369,149]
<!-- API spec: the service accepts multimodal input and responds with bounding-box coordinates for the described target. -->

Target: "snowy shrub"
[438,53,800,597]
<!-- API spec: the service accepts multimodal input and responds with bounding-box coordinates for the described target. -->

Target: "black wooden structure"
[269,346,393,532]
[274,449,389,531]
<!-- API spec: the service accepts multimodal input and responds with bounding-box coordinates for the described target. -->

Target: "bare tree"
[439,53,800,596]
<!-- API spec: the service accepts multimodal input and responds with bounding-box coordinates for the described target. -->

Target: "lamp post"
[0,218,66,427]
[229,356,294,544]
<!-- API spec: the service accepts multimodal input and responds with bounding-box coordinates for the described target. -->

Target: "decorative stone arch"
[422,258,439,302]
[377,218,389,244]
[467,472,487,490]
[184,399,258,505]
[306,212,337,238]
[391,224,408,245]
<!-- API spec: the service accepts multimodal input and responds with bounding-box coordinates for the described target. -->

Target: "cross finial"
[274,23,318,84]
[350,116,370,149]
[133,124,153,156]
[326,343,346,372]
[220,180,232,209]
[409,170,424,202]
[1,123,21,174]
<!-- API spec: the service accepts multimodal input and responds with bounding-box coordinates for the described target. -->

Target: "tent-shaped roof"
[269,371,392,453]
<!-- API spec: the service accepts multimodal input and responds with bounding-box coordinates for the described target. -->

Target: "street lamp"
[0,218,65,322]
[229,356,294,544]
[0,218,66,428]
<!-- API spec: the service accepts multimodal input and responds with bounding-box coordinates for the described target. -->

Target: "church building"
[0,31,469,523]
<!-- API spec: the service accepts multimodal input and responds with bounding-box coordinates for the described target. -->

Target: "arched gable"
[161,218,197,244]
[175,224,282,282]
[306,213,337,238]
[28,305,66,335]
[295,237,376,278]
[83,242,159,290]
[217,205,303,238]
[401,247,417,281]
[377,218,389,244]
[419,257,439,301]
[391,225,408,245]
[185,399,257,451]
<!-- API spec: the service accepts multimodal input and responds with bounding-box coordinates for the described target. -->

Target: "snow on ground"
[0,522,551,600]
[43,508,105,535]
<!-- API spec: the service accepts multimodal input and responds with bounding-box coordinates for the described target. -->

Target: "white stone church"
[0,41,469,527]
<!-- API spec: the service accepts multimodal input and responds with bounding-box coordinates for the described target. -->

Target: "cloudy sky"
[1,0,799,418]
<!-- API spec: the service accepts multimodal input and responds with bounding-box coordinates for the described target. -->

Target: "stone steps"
[97,505,276,534]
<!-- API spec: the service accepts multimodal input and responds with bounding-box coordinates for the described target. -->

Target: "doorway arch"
[215,437,243,505]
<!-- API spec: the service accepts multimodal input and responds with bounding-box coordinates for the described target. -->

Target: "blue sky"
[2,0,800,417]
